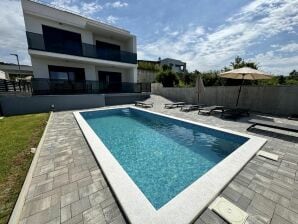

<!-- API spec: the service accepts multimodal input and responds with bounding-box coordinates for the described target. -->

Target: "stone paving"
[19,111,125,224]
[18,94,298,224]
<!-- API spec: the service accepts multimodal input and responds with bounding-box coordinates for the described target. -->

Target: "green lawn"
[0,113,49,224]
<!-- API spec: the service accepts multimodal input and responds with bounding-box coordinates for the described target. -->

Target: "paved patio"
[18,95,298,224]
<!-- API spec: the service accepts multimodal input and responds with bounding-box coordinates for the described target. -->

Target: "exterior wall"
[137,69,157,83]
[31,56,97,80]
[24,14,94,44]
[93,35,127,51]
[0,94,105,115]
[22,0,88,31]
[151,83,298,116]
[94,66,134,82]
[105,93,150,106]
[0,93,150,115]
[128,36,137,53]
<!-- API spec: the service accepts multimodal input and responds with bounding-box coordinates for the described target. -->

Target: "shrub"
[156,70,179,87]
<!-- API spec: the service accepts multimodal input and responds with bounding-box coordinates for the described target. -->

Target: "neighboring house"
[137,58,186,82]
[0,62,33,80]
[21,0,138,94]
[160,58,186,73]
[0,70,6,80]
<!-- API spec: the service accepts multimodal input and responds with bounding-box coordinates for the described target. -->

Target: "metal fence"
[0,79,32,93]
[31,78,151,95]
[26,32,137,64]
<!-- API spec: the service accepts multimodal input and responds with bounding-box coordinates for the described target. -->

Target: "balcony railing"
[26,32,137,64]
[31,78,151,95]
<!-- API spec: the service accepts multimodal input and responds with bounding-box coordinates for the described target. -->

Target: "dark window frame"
[48,65,85,81]
[42,25,83,56]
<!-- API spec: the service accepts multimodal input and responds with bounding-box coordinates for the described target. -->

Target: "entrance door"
[98,71,122,92]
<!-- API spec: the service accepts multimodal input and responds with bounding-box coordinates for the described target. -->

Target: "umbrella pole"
[236,74,245,107]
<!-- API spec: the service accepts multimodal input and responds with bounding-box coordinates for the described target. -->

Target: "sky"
[0,0,297,75]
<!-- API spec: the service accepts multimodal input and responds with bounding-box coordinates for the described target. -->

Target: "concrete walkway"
[18,95,298,224]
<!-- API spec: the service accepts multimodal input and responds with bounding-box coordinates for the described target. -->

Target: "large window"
[96,41,120,51]
[96,41,120,61]
[49,65,85,81]
[42,25,82,56]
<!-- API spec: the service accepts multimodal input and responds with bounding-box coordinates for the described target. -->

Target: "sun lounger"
[180,104,206,112]
[288,114,298,121]
[164,102,185,109]
[198,106,224,115]
[221,108,250,118]
[134,101,153,108]
[247,119,298,132]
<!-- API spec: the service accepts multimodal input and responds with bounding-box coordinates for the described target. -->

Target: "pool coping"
[73,106,267,224]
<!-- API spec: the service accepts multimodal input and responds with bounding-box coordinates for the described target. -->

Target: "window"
[96,41,120,61]
[96,41,120,51]
[49,65,85,81]
[42,25,82,56]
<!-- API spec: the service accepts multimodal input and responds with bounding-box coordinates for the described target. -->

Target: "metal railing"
[0,79,32,93]
[26,32,137,64]
[31,78,151,95]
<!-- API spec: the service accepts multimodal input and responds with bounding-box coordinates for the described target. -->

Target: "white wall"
[31,56,136,82]
[93,35,125,50]
[24,14,94,44]
[31,56,97,80]
[95,66,135,82]
[23,4,135,49]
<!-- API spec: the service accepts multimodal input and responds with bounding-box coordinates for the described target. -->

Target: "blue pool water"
[81,108,248,209]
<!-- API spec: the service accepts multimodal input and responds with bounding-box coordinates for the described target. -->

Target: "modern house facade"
[21,0,139,94]
[160,58,186,73]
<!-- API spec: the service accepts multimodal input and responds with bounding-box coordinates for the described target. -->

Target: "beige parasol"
[219,67,272,107]
[196,76,205,104]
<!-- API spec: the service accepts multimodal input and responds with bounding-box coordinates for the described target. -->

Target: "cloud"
[139,0,298,74]
[105,1,128,8]
[277,43,298,53]
[251,51,298,75]
[50,0,103,17]
[0,0,30,65]
[105,15,119,24]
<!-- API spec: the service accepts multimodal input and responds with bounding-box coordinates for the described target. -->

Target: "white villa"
[21,0,138,94]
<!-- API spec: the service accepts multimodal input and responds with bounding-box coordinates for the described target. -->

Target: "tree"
[289,70,298,80]
[178,71,198,87]
[138,61,161,72]
[156,65,179,87]
[278,75,286,84]
[230,56,258,70]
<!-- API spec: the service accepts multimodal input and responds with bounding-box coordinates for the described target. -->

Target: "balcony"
[31,78,151,95]
[26,32,137,64]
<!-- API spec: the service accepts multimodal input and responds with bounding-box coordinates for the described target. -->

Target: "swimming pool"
[74,106,266,224]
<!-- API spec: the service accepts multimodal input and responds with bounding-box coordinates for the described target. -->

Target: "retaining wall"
[0,93,150,116]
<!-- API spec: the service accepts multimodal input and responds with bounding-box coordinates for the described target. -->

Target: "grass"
[0,113,49,224]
